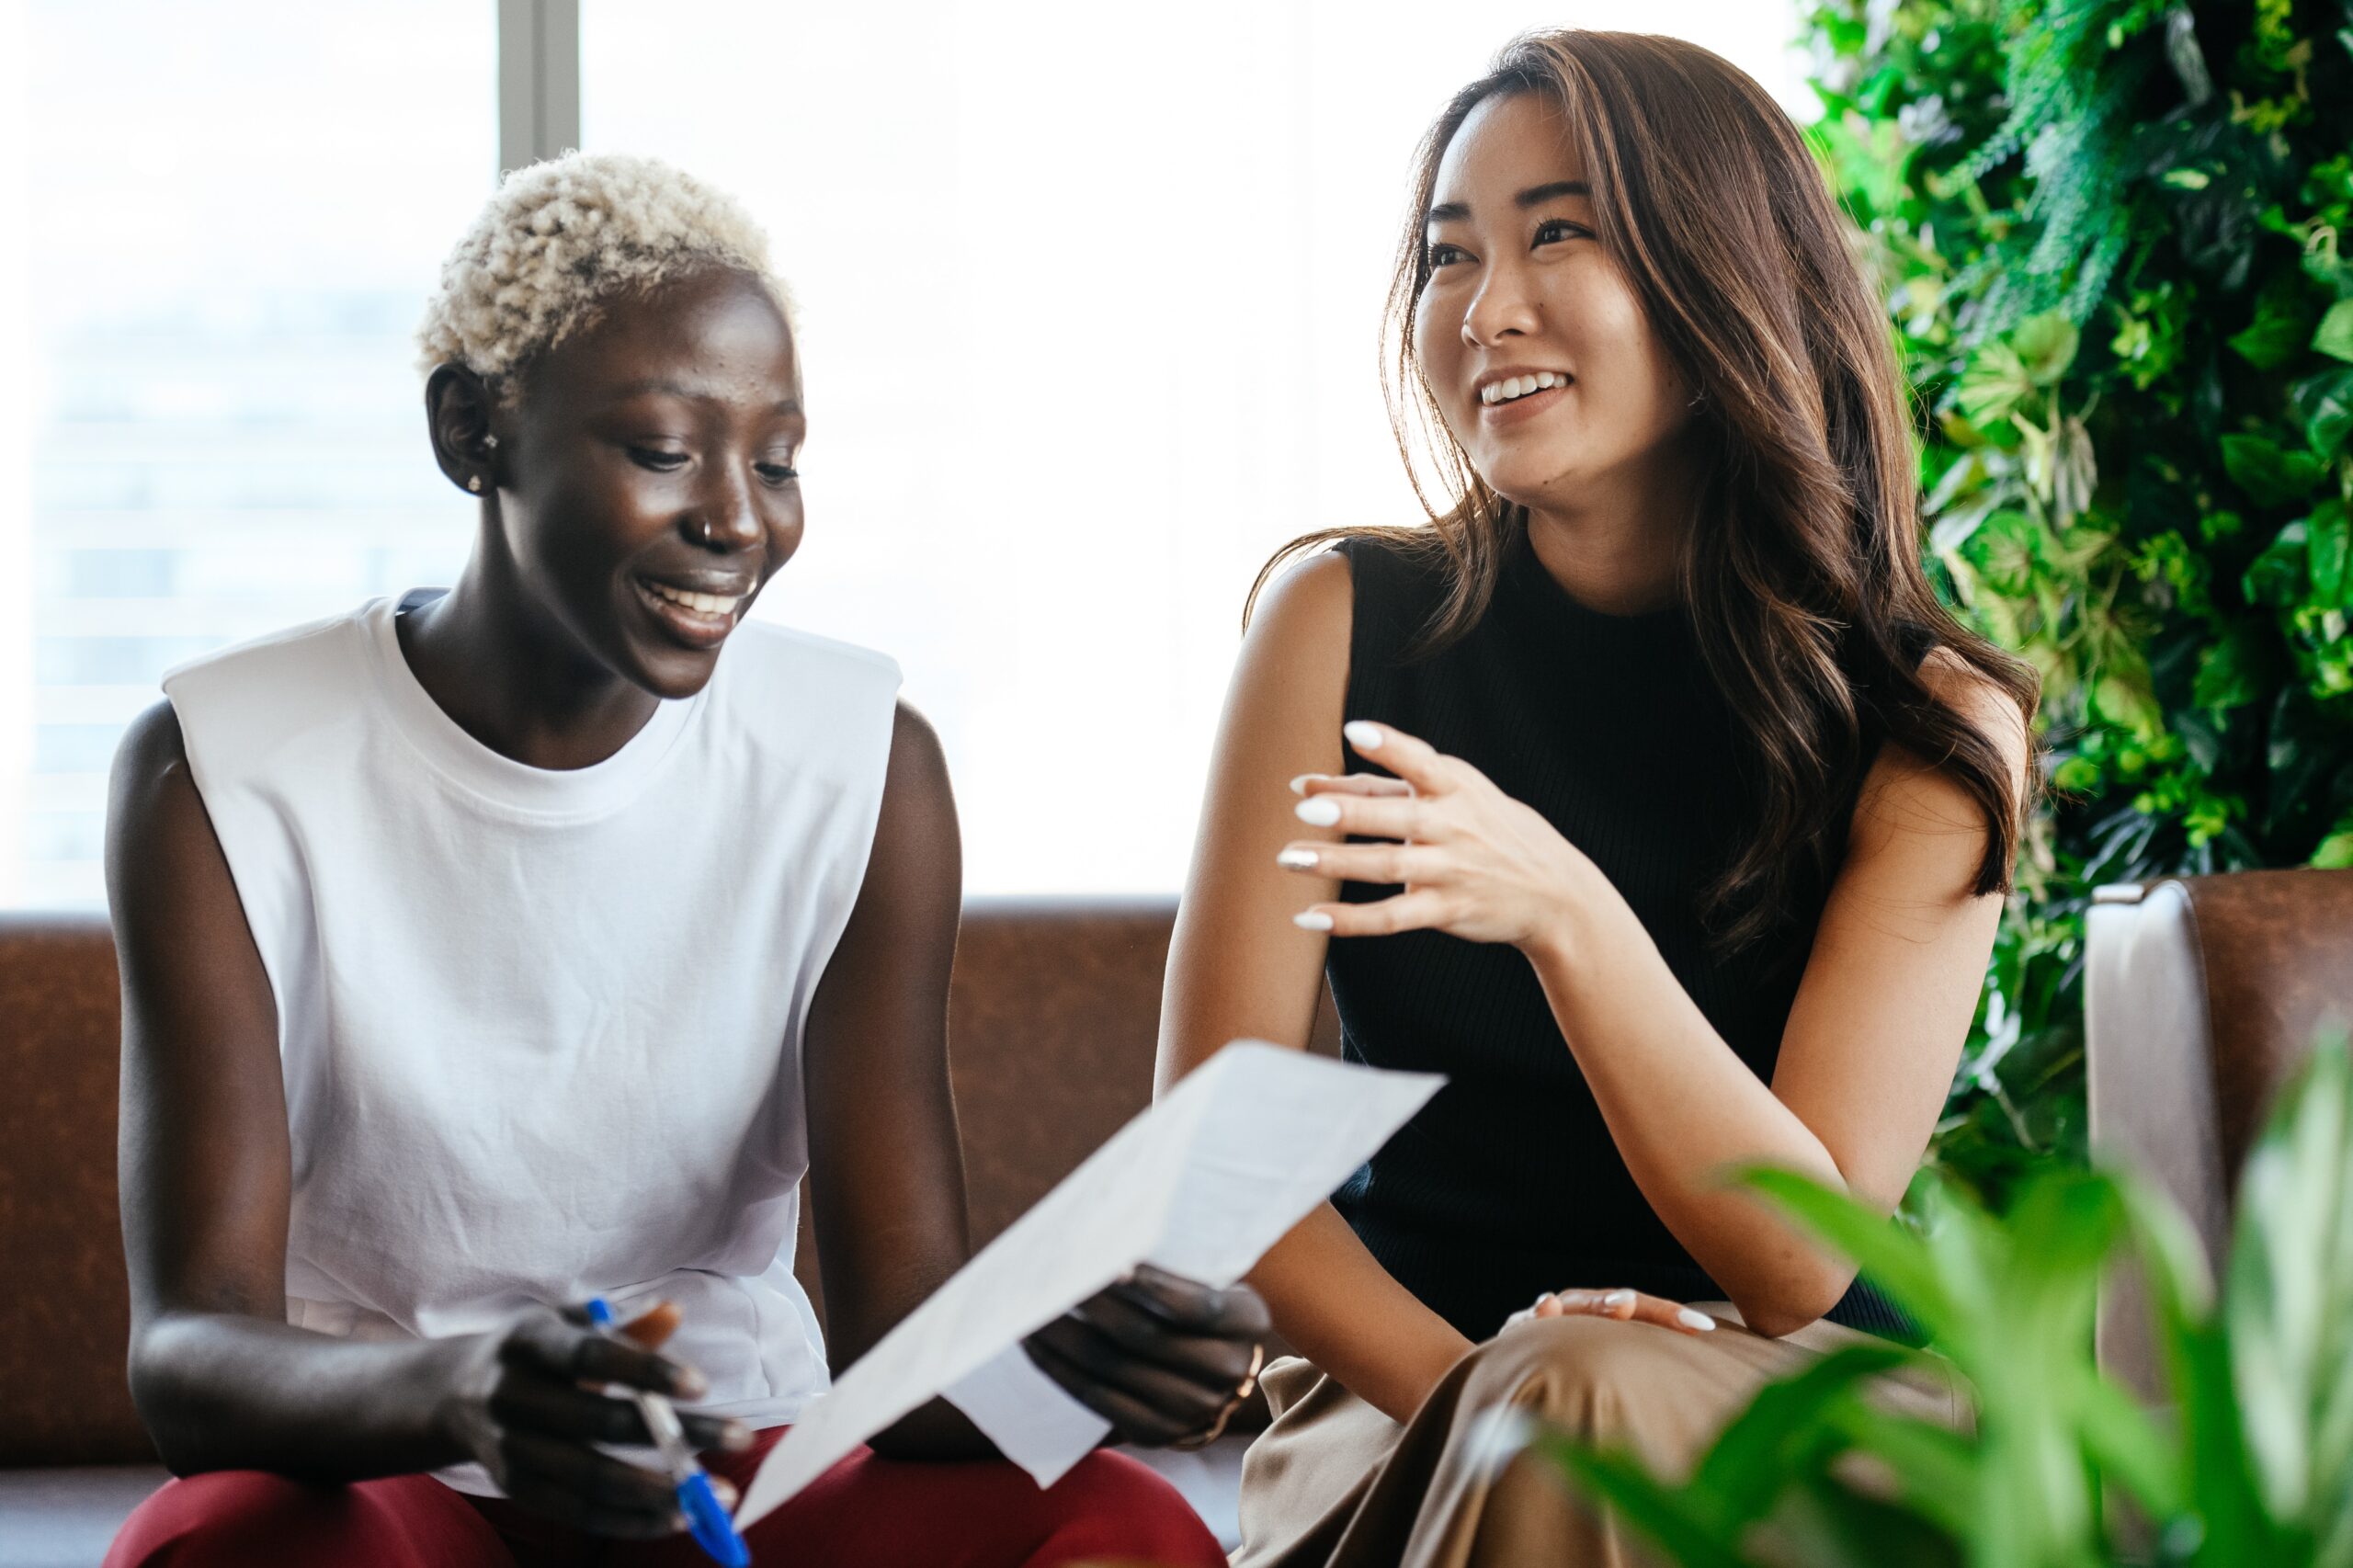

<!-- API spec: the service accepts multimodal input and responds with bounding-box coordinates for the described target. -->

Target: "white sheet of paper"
[939,1341,1113,1477]
[734,1042,1441,1525]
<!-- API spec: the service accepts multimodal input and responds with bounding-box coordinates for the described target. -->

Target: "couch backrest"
[0,900,1336,1467]
[2086,868,2353,1400]
[0,916,130,1467]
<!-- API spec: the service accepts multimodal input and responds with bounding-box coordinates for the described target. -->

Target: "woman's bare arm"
[1156,554,1472,1423]
[799,701,990,1458]
[810,702,1267,1460]
[1536,661,2030,1335]
[111,699,462,1479]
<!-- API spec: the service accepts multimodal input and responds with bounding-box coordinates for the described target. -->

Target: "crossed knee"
[1459,1314,1699,1448]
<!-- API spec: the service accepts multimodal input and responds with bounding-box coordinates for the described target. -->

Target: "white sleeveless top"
[164,593,900,1491]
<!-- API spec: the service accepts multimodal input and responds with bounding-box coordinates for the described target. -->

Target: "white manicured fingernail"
[1293,911,1334,931]
[1289,775,1313,795]
[1277,846,1320,869]
[1295,797,1342,826]
[1343,721,1384,750]
[1602,1289,1634,1312]
[1677,1308,1716,1332]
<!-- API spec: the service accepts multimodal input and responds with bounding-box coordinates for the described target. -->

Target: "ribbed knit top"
[1325,529,1907,1342]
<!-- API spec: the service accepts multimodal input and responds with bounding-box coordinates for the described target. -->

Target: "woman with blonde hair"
[1160,30,2031,1567]
[103,152,1256,1568]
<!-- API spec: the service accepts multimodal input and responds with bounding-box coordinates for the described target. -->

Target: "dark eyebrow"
[1515,179,1590,209]
[1425,180,1592,226]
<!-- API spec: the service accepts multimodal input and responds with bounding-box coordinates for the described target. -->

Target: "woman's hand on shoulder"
[434,1301,752,1538]
[1020,1265,1272,1448]
[1279,720,1611,966]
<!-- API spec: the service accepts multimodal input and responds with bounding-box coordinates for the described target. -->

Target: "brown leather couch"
[0,901,1337,1568]
[2086,869,2353,1402]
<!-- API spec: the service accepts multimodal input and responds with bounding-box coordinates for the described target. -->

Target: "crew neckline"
[1501,526,1690,641]
[362,593,700,819]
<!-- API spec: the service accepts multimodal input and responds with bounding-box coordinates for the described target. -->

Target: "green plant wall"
[1802,0,2353,1195]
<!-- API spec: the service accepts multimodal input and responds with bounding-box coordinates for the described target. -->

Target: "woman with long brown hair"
[1157,29,2033,1567]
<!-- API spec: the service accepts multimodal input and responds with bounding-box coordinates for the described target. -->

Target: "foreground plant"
[1531,1033,2353,1567]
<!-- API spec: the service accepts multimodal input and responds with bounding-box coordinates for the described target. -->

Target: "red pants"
[104,1430,1224,1568]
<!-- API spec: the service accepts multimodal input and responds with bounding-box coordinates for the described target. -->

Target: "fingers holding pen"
[449,1301,751,1540]
[489,1373,751,1453]
[497,1429,738,1540]
[612,1300,682,1351]
[525,1304,706,1399]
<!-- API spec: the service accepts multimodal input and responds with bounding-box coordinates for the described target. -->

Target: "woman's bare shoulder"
[1912,645,2033,789]
[1248,547,1355,650]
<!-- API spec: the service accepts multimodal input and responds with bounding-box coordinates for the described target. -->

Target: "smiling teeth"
[1482,371,1571,406]
[645,581,743,617]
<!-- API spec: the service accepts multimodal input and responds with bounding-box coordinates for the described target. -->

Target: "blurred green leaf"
[2222,435,2328,508]
[2290,369,2353,456]
[1688,1344,1910,1519]
[1536,1042,2353,1568]
[1956,342,2038,426]
[1534,1437,1756,1568]
[1771,1478,1966,1568]
[1819,1405,1979,1537]
[2016,313,2083,385]
[2075,1375,2182,1517]
[2316,300,2353,363]
[2307,500,2353,609]
[2224,1030,2353,1547]
[2245,521,2313,607]
[2193,626,2267,712]
[2234,274,2318,369]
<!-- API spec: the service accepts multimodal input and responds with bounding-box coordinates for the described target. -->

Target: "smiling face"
[490,265,805,699]
[1411,91,1696,517]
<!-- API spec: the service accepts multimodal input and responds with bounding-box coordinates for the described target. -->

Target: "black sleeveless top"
[1325,530,1910,1342]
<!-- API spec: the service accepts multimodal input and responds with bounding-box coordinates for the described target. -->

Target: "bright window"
[2,2,1805,906]
[579,0,1810,893]
[4,0,494,906]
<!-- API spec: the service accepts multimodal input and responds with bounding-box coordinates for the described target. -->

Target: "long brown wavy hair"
[1249,28,2040,953]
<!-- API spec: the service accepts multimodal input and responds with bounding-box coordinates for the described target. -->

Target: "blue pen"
[584,1297,752,1567]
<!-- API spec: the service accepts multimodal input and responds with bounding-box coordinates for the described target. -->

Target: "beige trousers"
[1231,1306,1966,1568]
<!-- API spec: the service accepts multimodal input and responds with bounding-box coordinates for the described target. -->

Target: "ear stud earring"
[468,475,484,493]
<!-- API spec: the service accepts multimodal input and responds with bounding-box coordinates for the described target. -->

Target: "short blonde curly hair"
[415,151,792,392]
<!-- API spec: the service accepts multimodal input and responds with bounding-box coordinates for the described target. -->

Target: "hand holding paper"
[734,1042,1441,1527]
[1019,1262,1270,1449]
